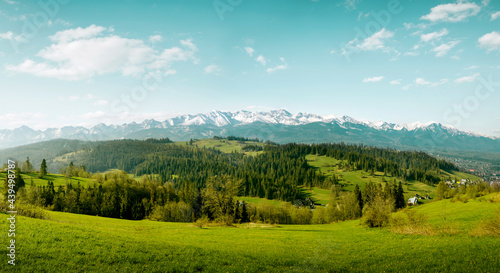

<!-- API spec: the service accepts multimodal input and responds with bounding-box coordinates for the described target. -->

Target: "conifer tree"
[353,184,363,211]
[39,158,47,178]
[395,182,406,209]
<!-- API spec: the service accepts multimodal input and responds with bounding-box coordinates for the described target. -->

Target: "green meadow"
[0,172,94,190]
[176,138,266,156]
[305,154,481,202]
[1,194,499,272]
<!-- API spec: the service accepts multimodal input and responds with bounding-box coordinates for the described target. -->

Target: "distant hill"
[0,139,96,173]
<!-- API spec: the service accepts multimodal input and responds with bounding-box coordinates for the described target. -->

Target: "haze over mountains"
[1,109,499,153]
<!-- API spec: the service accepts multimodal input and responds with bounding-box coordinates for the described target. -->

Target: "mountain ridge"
[0,109,498,151]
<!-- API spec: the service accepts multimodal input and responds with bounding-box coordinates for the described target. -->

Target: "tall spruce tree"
[395,182,406,209]
[39,158,47,178]
[353,184,363,211]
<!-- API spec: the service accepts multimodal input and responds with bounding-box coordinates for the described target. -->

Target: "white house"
[408,197,418,206]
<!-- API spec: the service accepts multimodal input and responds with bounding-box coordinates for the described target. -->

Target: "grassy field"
[306,155,481,202]
[175,139,267,156]
[237,196,289,207]
[308,187,330,205]
[0,172,95,190]
[1,195,499,272]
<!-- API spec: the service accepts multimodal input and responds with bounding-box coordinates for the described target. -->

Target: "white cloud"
[67,95,80,101]
[454,73,480,83]
[342,28,396,56]
[478,31,500,52]
[165,69,177,76]
[94,100,109,106]
[343,0,360,10]
[433,79,449,86]
[420,28,448,42]
[421,2,481,22]
[58,93,95,102]
[4,0,18,4]
[357,28,394,51]
[415,77,431,86]
[6,25,198,80]
[180,39,197,52]
[404,51,419,56]
[402,84,412,90]
[491,11,500,21]
[415,77,449,87]
[255,55,267,66]
[266,58,287,73]
[149,35,163,43]
[47,19,72,27]
[403,23,428,30]
[244,47,255,56]
[357,12,370,20]
[390,79,402,85]
[416,78,448,86]
[204,64,222,75]
[432,41,459,57]
[0,31,24,41]
[77,111,176,127]
[0,112,47,130]
[341,29,395,56]
[482,0,491,6]
[50,25,108,43]
[465,65,479,70]
[363,76,384,83]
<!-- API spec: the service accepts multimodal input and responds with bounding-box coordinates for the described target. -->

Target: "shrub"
[362,195,392,228]
[194,216,210,228]
[291,207,312,225]
[215,214,235,226]
[390,209,435,235]
[16,202,50,220]
[471,209,500,237]
[311,207,330,224]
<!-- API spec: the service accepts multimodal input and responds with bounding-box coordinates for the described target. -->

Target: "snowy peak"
[0,109,497,150]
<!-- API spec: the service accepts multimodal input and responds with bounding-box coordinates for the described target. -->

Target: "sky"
[0,0,499,137]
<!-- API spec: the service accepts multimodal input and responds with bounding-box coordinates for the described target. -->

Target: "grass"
[1,195,499,272]
[175,139,266,156]
[52,150,85,163]
[308,187,330,205]
[0,172,94,190]
[442,169,482,181]
[237,196,288,207]
[306,155,478,202]
[406,194,500,231]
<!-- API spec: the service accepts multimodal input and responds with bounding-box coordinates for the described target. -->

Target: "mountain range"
[1,109,499,153]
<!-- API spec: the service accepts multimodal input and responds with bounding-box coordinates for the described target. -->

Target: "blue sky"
[0,0,499,136]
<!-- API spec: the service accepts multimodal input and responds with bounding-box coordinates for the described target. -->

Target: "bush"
[311,207,329,224]
[194,216,210,228]
[0,198,49,220]
[291,207,312,225]
[215,214,235,226]
[390,209,435,235]
[16,203,51,220]
[362,195,392,228]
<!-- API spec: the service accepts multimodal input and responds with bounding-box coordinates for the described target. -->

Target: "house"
[408,197,418,206]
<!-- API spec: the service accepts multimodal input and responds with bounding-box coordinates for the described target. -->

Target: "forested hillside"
[75,138,459,201]
[3,137,494,226]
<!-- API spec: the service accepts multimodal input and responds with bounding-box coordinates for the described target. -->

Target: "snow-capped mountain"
[0,109,498,153]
